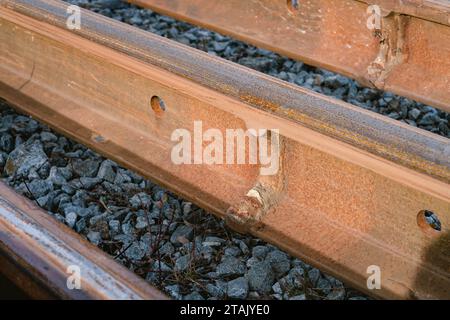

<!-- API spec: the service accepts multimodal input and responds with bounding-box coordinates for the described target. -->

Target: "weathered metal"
[0,0,449,299]
[129,0,450,112]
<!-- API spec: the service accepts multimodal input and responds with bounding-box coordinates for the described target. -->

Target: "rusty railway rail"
[0,0,449,299]
[129,0,450,112]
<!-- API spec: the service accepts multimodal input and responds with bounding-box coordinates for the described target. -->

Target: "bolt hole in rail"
[150,95,166,116]
[0,0,449,300]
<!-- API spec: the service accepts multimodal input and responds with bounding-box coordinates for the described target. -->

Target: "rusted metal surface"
[129,0,450,112]
[0,0,449,299]
[3,0,450,183]
[0,182,167,299]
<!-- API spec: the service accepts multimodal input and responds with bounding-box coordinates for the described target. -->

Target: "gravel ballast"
[1,0,449,300]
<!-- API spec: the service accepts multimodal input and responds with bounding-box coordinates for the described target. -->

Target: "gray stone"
[182,202,192,215]
[87,231,101,245]
[317,277,332,295]
[61,183,75,195]
[206,282,226,299]
[326,288,346,300]
[62,204,88,217]
[266,249,290,277]
[109,220,120,235]
[148,207,161,220]
[252,245,269,260]
[0,152,6,167]
[213,41,228,52]
[5,140,48,177]
[129,14,143,25]
[150,260,172,272]
[65,150,83,159]
[72,190,87,207]
[121,222,135,236]
[227,277,249,299]
[307,268,321,286]
[247,261,274,294]
[97,160,116,182]
[292,258,311,270]
[98,0,123,9]
[234,239,249,255]
[102,181,122,194]
[206,272,218,279]
[175,254,191,272]
[14,135,23,148]
[75,218,86,233]
[139,233,152,253]
[183,291,204,300]
[27,179,53,198]
[290,294,306,300]
[152,189,166,201]
[40,131,57,142]
[272,293,283,300]
[65,211,77,228]
[114,168,132,184]
[224,246,241,257]
[248,291,260,299]
[59,166,72,181]
[203,236,225,247]
[79,177,101,189]
[125,170,143,184]
[123,211,135,223]
[0,134,13,152]
[164,284,182,300]
[36,194,50,208]
[349,296,368,300]
[113,234,134,246]
[11,116,38,134]
[47,166,67,186]
[0,114,13,132]
[28,168,40,180]
[272,282,283,295]
[246,257,259,269]
[216,256,246,277]
[53,213,65,224]
[72,159,100,177]
[89,212,108,227]
[125,242,145,260]
[129,192,152,209]
[325,274,343,288]
[170,225,194,245]
[409,108,421,120]
[419,112,438,126]
[158,242,175,256]
[199,245,214,263]
[54,193,70,209]
[279,267,305,290]
[135,216,149,229]
[238,57,273,72]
